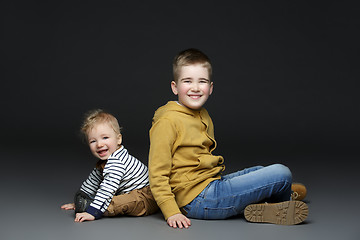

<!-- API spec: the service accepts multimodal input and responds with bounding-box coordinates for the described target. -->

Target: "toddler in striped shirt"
[61,109,158,222]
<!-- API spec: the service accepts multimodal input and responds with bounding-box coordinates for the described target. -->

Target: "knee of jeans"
[272,164,292,182]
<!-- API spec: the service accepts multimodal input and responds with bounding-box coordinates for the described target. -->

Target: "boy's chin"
[183,103,205,110]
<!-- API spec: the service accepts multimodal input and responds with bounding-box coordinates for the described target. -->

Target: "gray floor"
[1,148,359,240]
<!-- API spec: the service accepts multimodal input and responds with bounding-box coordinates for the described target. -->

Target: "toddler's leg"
[106,186,158,217]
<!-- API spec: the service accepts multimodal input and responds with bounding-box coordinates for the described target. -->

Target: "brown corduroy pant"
[106,186,158,217]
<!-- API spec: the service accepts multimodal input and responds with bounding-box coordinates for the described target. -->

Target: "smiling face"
[87,122,122,160]
[171,64,213,110]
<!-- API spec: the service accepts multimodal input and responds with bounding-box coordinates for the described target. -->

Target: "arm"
[60,168,102,211]
[86,159,125,219]
[71,165,122,221]
[149,119,190,228]
[79,168,103,198]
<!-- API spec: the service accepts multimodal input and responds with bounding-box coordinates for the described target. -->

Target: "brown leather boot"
[291,183,307,201]
[244,200,308,225]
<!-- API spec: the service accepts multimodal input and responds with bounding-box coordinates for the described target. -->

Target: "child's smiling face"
[171,64,213,110]
[87,122,122,160]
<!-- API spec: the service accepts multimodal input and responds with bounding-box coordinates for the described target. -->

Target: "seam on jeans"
[229,179,292,201]
[204,179,291,202]
[198,181,213,199]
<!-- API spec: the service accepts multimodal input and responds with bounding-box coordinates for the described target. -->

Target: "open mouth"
[189,95,201,99]
[97,149,108,157]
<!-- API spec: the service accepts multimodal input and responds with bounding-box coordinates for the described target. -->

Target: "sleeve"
[148,118,181,220]
[79,168,103,198]
[86,161,125,219]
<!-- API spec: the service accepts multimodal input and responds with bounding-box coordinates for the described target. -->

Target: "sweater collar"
[170,101,203,116]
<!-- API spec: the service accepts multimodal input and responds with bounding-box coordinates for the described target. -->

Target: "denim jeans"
[182,164,292,220]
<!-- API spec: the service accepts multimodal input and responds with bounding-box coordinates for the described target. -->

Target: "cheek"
[89,145,95,152]
[89,143,98,150]
[177,87,189,96]
[202,86,212,95]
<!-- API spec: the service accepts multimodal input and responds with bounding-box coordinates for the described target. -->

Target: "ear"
[117,134,122,146]
[171,81,178,95]
[209,81,214,95]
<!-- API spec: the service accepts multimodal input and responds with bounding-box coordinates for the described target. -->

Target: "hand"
[61,203,75,210]
[74,212,95,222]
[167,213,191,229]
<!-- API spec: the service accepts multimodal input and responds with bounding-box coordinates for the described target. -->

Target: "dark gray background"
[2,1,359,239]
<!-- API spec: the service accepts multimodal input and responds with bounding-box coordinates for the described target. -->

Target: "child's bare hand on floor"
[61,203,75,210]
[167,213,191,229]
[75,212,95,222]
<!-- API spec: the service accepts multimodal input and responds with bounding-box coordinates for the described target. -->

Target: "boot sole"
[244,200,308,225]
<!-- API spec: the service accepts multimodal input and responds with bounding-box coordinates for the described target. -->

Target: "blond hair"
[80,109,122,170]
[173,48,212,82]
[80,109,121,139]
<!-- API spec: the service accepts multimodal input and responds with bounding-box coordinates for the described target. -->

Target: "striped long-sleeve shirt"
[79,146,149,219]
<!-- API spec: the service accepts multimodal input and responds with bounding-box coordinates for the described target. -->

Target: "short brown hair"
[173,48,212,82]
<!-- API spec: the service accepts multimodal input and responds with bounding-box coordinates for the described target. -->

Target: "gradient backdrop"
[2,1,360,240]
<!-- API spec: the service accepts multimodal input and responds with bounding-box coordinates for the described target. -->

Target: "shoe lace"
[291,191,299,200]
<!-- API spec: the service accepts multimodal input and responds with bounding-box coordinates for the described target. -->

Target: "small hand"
[61,203,75,210]
[167,213,191,229]
[74,212,95,222]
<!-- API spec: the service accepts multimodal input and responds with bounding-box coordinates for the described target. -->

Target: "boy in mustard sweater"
[148,48,308,228]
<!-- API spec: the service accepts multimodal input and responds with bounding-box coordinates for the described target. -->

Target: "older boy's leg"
[183,164,294,219]
[221,166,263,180]
[181,164,308,224]
[106,186,158,217]
[225,167,307,201]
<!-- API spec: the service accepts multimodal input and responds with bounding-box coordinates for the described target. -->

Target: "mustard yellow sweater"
[149,101,225,220]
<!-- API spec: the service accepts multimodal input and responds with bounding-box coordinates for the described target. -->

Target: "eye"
[89,140,96,144]
[103,136,109,140]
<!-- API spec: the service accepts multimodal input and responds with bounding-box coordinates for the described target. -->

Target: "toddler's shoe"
[74,190,92,213]
[244,200,308,225]
[291,183,307,201]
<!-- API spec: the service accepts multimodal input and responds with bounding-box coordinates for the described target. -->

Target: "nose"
[97,140,104,148]
[191,82,200,92]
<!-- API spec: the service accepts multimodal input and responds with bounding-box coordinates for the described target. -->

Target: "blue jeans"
[182,164,292,220]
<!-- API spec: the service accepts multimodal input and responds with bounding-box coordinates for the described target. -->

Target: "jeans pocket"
[204,206,237,220]
[181,205,191,216]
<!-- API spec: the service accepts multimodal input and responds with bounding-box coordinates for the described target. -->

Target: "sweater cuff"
[86,206,103,220]
[159,199,181,220]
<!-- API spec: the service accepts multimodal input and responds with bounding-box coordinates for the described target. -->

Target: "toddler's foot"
[244,200,308,225]
[74,191,92,213]
[291,183,307,201]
